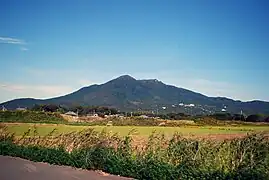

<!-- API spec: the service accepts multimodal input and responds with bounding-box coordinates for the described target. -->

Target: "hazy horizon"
[0,74,268,103]
[1,0,269,102]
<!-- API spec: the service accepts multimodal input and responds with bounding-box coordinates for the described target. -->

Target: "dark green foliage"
[164,113,191,120]
[246,114,266,122]
[210,113,251,121]
[0,111,65,123]
[32,104,69,113]
[31,104,119,116]
[211,113,233,120]
[233,114,246,121]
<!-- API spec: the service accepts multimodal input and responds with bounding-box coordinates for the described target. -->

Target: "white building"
[139,115,149,118]
[65,111,78,116]
[87,113,99,117]
[184,104,195,107]
[16,107,27,111]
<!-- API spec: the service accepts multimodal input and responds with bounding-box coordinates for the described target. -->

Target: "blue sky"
[0,0,269,102]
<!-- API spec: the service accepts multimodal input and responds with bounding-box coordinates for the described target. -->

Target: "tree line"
[30,104,269,122]
[31,104,119,116]
[210,113,269,122]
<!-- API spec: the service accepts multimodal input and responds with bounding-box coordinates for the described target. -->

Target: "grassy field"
[2,123,269,137]
[1,123,269,179]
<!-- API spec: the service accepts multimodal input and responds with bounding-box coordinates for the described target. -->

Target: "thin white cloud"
[0,37,26,45]
[77,79,96,86]
[181,79,239,98]
[171,79,262,101]
[20,47,29,51]
[0,83,23,91]
[0,83,74,102]
[25,68,111,86]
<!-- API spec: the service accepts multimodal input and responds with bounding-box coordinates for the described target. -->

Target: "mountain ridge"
[1,75,269,115]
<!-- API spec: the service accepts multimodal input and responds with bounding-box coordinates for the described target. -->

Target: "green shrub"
[0,110,65,123]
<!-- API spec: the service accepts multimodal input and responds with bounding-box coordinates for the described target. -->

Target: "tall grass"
[0,125,268,179]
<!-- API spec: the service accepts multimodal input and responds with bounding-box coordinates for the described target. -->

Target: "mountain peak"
[1,75,269,115]
[143,79,162,83]
[104,75,137,85]
[115,75,136,81]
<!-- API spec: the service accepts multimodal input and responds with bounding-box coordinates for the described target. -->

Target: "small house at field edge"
[65,111,78,116]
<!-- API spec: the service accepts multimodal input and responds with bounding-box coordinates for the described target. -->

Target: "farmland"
[3,123,269,137]
[1,111,269,179]
[1,123,269,179]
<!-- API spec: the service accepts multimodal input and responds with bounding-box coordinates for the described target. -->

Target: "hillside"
[1,75,269,115]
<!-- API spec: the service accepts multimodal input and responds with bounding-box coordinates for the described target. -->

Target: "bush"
[0,110,65,123]
[211,113,233,120]
[233,114,246,121]
[246,114,266,122]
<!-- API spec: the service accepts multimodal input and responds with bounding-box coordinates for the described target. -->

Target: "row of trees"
[30,105,192,119]
[30,104,269,122]
[143,112,269,122]
[211,113,269,122]
[31,104,119,116]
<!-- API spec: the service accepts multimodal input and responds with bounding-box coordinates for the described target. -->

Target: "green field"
[3,123,269,137]
[2,122,269,179]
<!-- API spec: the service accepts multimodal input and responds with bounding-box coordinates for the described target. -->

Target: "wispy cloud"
[0,83,72,94]
[77,79,96,86]
[0,83,74,102]
[132,71,263,101]
[0,83,23,91]
[25,68,110,86]
[0,36,26,45]
[20,47,29,51]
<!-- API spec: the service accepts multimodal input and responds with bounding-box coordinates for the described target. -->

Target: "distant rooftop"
[16,107,27,111]
[65,111,78,116]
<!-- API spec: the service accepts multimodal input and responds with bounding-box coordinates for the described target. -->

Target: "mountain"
[1,75,269,115]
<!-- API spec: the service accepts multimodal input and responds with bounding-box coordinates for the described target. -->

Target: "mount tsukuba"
[1,75,269,115]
